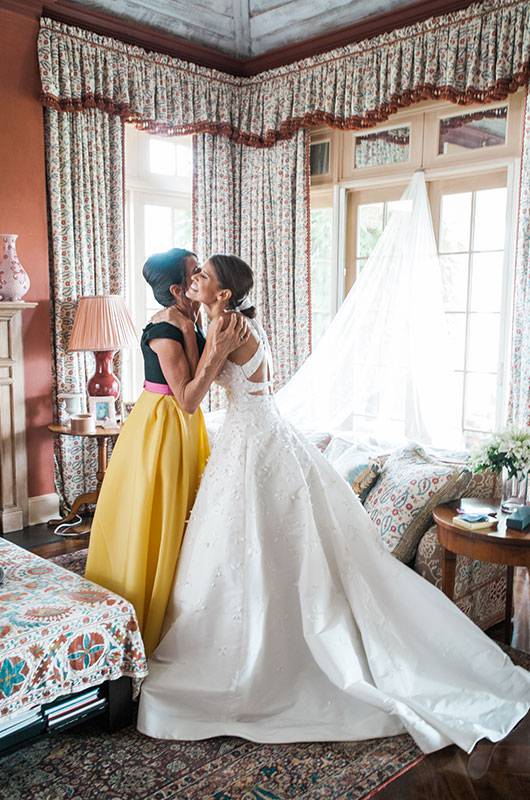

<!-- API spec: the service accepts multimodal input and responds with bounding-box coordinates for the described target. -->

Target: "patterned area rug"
[50,546,88,576]
[10,549,519,800]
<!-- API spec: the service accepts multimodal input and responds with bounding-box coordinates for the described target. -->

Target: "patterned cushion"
[363,444,471,563]
[466,469,502,502]
[415,525,506,630]
[352,460,381,503]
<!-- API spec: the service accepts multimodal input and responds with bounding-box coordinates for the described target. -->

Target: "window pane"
[448,371,464,430]
[144,204,172,258]
[173,207,193,251]
[464,429,492,450]
[439,192,472,253]
[469,252,504,312]
[310,142,330,176]
[357,203,384,258]
[175,143,192,178]
[439,107,507,154]
[473,187,507,251]
[467,313,500,372]
[439,254,468,312]
[354,127,410,169]
[464,373,497,431]
[445,313,466,370]
[310,206,334,346]
[149,139,176,175]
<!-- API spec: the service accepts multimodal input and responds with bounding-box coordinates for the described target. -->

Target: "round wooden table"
[47,423,121,532]
[433,501,530,644]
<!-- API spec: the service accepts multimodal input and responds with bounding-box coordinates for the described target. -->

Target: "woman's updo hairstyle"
[208,254,256,319]
[142,248,196,307]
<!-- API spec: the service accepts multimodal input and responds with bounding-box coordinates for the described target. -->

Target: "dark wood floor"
[4,524,530,799]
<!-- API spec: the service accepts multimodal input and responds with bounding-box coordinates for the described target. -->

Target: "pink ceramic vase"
[0,234,30,301]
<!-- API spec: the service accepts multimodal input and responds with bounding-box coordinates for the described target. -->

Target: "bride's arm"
[150,315,249,414]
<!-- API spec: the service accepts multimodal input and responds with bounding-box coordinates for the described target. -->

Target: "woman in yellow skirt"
[85,248,249,655]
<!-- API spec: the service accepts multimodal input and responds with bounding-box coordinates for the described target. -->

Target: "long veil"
[276,171,462,448]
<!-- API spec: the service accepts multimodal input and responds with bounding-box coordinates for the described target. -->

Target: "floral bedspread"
[0,538,147,722]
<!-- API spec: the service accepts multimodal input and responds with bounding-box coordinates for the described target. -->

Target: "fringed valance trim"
[38,0,530,147]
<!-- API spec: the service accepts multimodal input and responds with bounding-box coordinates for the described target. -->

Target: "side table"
[433,501,530,644]
[47,423,121,533]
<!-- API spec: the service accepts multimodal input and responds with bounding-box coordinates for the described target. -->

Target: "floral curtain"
[39,1,530,145]
[193,130,311,393]
[45,108,124,508]
[39,0,530,497]
[509,86,530,429]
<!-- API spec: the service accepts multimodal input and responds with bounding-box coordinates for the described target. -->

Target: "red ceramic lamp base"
[87,350,120,398]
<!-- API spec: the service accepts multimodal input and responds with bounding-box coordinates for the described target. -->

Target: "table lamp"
[67,295,137,399]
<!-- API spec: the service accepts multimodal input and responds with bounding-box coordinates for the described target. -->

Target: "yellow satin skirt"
[85,390,210,655]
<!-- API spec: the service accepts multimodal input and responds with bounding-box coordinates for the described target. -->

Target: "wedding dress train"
[137,319,530,753]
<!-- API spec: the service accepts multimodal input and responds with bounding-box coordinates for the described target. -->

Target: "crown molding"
[1,0,480,77]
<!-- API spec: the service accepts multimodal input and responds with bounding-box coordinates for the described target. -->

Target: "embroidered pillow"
[363,444,471,563]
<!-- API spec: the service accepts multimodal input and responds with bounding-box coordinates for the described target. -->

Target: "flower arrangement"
[470,427,530,478]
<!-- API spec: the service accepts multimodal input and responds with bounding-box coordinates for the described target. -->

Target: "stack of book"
[0,707,42,740]
[452,513,498,531]
[44,687,105,730]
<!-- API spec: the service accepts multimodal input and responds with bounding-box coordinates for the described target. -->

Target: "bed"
[0,537,147,752]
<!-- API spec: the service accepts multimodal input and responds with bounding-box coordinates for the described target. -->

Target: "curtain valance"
[39,0,530,147]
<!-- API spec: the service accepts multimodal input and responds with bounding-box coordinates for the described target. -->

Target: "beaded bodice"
[216,318,273,406]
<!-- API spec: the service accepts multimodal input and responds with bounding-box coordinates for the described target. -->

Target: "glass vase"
[501,468,529,513]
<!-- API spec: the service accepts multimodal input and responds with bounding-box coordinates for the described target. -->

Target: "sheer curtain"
[277,172,462,448]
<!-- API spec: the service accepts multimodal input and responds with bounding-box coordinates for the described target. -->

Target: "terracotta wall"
[0,8,55,498]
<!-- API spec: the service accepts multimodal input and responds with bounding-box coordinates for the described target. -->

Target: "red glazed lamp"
[67,295,137,399]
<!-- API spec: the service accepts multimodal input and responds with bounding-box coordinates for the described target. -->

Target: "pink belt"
[144,380,173,395]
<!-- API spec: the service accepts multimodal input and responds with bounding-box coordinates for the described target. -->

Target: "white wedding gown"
[137,319,530,753]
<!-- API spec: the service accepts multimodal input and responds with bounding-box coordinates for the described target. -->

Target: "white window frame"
[309,90,525,442]
[122,127,193,401]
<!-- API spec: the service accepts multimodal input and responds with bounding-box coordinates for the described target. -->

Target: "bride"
[137,254,530,754]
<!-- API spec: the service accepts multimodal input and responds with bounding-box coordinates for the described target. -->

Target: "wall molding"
[29,492,60,526]
[1,0,479,77]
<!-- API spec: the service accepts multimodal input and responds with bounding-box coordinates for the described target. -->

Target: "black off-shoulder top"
[141,322,206,385]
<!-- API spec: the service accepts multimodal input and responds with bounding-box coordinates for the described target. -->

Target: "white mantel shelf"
[0,300,39,533]
[0,301,38,311]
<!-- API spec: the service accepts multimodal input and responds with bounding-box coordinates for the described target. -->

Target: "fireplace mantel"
[0,301,38,533]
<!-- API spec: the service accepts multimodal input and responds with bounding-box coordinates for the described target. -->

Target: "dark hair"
[208,254,256,319]
[142,248,196,307]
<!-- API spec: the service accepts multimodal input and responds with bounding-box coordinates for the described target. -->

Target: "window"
[123,126,193,401]
[354,126,410,169]
[310,140,330,176]
[430,175,509,448]
[310,90,524,444]
[310,191,334,347]
[438,107,508,154]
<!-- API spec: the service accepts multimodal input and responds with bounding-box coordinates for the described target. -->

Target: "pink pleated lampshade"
[67,295,137,352]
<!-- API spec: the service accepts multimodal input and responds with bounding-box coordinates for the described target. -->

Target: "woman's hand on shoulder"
[210,312,251,357]
[150,303,194,332]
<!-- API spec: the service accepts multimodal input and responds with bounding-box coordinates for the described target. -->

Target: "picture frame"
[88,396,117,428]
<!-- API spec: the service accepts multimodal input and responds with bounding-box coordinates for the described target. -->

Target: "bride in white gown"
[137,254,530,754]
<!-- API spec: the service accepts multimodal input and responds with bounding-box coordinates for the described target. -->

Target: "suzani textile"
[194,131,311,391]
[0,538,147,723]
[45,108,124,508]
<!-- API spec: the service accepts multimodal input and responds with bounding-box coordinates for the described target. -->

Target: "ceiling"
[67,0,418,58]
